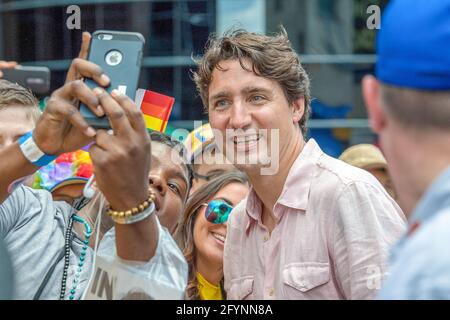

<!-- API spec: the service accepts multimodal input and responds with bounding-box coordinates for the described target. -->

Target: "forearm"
[0,142,38,203]
[114,214,159,262]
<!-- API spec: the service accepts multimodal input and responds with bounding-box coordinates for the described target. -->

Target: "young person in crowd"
[147,131,193,234]
[0,43,189,299]
[0,80,41,150]
[0,80,41,189]
[176,171,249,300]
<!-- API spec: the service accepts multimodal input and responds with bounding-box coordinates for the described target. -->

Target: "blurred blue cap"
[376,0,450,90]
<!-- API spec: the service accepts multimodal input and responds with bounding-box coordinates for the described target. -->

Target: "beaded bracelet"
[107,189,156,225]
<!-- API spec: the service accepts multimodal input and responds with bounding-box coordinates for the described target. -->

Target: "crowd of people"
[0,0,449,300]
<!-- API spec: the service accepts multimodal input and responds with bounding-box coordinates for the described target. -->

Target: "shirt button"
[263,235,269,242]
[268,288,274,296]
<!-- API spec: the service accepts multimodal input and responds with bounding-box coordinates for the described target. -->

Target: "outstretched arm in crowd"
[67,32,159,261]
[0,55,158,262]
[0,60,105,203]
[88,88,158,262]
[0,33,92,203]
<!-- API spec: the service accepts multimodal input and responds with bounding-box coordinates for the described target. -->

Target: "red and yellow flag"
[137,89,174,133]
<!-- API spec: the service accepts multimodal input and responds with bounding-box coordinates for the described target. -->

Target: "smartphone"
[2,66,50,95]
[80,30,145,129]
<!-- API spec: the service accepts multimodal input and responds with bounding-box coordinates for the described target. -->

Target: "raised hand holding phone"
[79,30,145,129]
[88,88,150,212]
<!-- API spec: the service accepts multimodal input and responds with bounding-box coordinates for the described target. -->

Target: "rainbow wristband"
[18,131,57,167]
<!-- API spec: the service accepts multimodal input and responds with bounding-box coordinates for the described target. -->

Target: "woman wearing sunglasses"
[175,171,249,300]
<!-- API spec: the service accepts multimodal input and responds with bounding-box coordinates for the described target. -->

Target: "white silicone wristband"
[18,131,56,167]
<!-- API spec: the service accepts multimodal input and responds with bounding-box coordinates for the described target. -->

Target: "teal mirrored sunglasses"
[203,199,233,224]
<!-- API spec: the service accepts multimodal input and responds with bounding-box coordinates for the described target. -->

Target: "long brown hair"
[175,171,248,300]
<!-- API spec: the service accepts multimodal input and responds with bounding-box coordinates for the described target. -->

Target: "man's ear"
[362,75,386,134]
[291,97,305,124]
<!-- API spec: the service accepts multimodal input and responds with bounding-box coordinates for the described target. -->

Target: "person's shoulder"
[317,153,381,187]
[4,184,57,214]
[311,154,396,211]
[233,197,247,212]
[382,209,450,299]
[228,197,249,230]
[14,184,53,203]
[322,156,405,229]
[413,208,450,254]
[398,208,450,271]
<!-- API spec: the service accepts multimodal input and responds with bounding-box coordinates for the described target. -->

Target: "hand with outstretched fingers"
[33,60,110,156]
[89,88,151,212]
[65,31,91,84]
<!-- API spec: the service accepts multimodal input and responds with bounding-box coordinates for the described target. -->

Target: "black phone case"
[2,67,50,95]
[79,30,145,129]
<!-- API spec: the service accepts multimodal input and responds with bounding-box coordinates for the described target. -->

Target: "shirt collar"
[388,166,450,263]
[244,139,323,229]
[277,138,323,210]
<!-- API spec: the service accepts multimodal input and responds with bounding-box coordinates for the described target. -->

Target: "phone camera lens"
[105,50,123,66]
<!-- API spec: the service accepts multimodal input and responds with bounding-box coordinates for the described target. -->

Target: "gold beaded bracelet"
[106,189,156,220]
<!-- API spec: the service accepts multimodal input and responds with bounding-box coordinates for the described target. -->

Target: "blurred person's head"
[175,171,249,300]
[184,123,236,194]
[362,0,450,215]
[339,144,396,200]
[194,27,310,173]
[0,80,40,149]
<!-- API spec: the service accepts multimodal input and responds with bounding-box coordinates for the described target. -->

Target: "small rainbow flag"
[136,89,174,133]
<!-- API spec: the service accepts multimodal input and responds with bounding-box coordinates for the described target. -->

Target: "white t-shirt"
[0,185,187,299]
